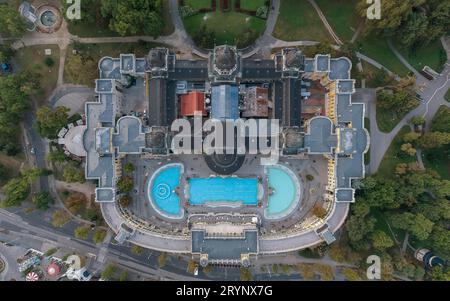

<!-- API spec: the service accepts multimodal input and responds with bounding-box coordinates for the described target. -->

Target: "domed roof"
[214,45,237,70]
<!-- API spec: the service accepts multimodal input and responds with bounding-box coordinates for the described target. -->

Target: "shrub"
[44,57,55,67]
[179,6,198,18]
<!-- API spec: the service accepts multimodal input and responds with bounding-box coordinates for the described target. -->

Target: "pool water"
[189,177,258,205]
[266,167,296,216]
[150,165,181,216]
[41,11,56,27]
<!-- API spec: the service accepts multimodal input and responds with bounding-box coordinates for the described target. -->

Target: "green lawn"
[315,0,360,42]
[64,42,165,87]
[396,39,447,73]
[364,118,370,165]
[14,45,60,100]
[185,0,212,10]
[371,210,405,243]
[240,0,267,10]
[377,126,416,178]
[422,106,450,180]
[273,0,332,42]
[183,10,266,46]
[445,88,450,103]
[358,34,410,77]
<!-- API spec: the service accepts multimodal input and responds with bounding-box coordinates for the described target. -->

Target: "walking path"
[307,0,343,45]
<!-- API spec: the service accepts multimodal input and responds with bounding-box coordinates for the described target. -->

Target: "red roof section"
[180,91,207,116]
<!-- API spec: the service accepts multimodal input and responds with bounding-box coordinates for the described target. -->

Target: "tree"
[119,270,128,281]
[410,116,425,127]
[51,209,70,227]
[346,215,376,249]
[395,163,408,175]
[0,72,40,155]
[157,252,167,268]
[119,194,132,207]
[101,264,115,280]
[0,45,13,63]
[390,212,434,240]
[312,205,327,219]
[32,192,54,210]
[117,177,133,192]
[377,90,419,115]
[63,163,85,183]
[240,268,253,281]
[36,106,70,139]
[429,226,450,258]
[430,107,450,132]
[123,163,135,173]
[93,229,107,244]
[398,11,429,48]
[403,132,421,143]
[341,268,361,281]
[192,24,216,49]
[0,4,27,37]
[64,193,85,215]
[401,143,417,156]
[371,230,394,250]
[429,266,450,281]
[418,131,450,149]
[74,225,90,240]
[100,0,163,37]
[1,168,43,207]
[131,245,144,255]
[47,148,67,163]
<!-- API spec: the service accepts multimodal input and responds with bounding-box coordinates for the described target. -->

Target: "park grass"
[377,126,416,179]
[364,118,370,165]
[422,106,450,180]
[314,0,360,42]
[183,10,266,46]
[64,42,165,87]
[358,34,410,77]
[445,88,450,103]
[273,0,332,42]
[14,45,60,100]
[240,0,267,10]
[376,106,404,133]
[185,0,213,10]
[371,210,405,243]
[395,39,447,73]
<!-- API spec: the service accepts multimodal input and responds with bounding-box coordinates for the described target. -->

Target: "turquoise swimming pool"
[266,166,300,219]
[149,165,182,217]
[189,177,258,205]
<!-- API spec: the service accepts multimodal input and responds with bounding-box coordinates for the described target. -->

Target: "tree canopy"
[36,106,70,139]
[0,4,27,37]
[100,0,164,37]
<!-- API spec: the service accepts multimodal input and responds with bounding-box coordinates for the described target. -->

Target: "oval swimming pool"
[148,164,183,218]
[265,165,301,219]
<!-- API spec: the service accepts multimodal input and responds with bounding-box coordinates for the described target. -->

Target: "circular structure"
[264,165,303,220]
[26,272,39,281]
[204,153,246,175]
[64,125,87,157]
[35,5,62,33]
[147,164,184,219]
[0,257,5,274]
[46,262,61,277]
[40,10,56,27]
[155,183,171,200]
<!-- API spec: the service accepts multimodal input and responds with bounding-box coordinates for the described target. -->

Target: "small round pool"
[265,165,302,219]
[40,10,56,27]
[148,164,184,219]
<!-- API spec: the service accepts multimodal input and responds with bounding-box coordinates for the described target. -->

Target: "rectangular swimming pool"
[188,177,258,205]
